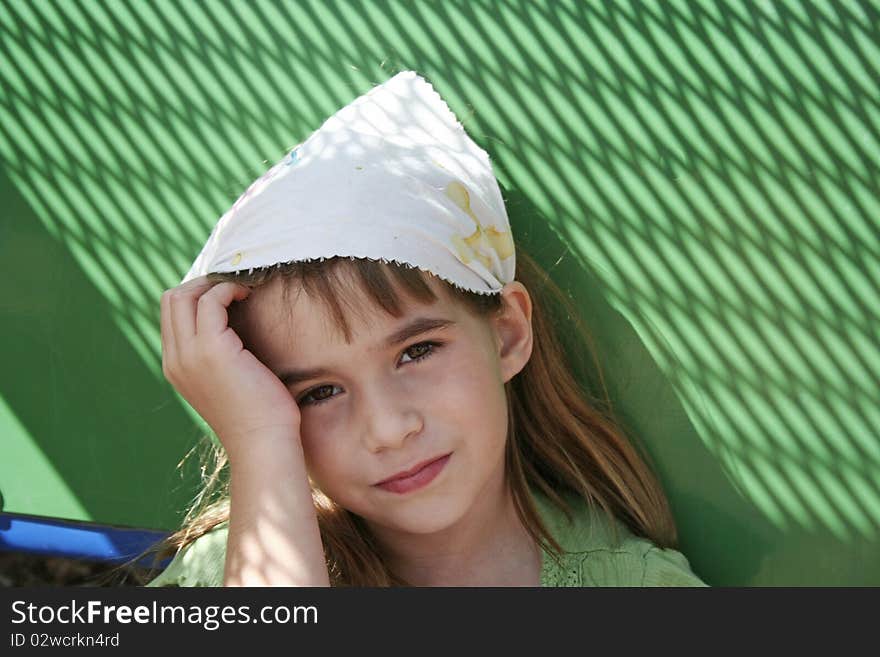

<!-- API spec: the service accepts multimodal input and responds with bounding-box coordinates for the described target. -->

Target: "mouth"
[373,453,452,494]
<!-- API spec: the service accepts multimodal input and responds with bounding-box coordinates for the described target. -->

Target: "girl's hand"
[160,276,302,462]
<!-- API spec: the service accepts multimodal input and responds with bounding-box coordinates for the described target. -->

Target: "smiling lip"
[374,453,452,494]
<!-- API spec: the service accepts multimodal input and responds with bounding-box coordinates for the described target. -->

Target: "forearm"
[223,432,330,587]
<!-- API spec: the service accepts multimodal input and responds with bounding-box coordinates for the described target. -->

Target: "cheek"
[299,430,350,492]
[433,349,507,430]
[299,405,347,459]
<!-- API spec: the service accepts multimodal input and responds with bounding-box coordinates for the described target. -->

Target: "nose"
[359,382,423,453]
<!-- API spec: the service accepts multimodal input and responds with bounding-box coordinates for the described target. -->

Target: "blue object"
[0,512,172,569]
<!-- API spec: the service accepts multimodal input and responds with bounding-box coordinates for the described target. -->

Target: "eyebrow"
[275,316,456,387]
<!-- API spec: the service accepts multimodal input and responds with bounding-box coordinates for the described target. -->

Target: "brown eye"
[299,384,341,407]
[400,341,441,365]
[407,343,431,358]
[312,385,334,400]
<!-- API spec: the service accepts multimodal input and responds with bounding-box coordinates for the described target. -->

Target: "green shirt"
[531,489,707,587]
[146,488,707,587]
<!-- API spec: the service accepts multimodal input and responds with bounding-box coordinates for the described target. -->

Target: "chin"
[369,494,468,535]
[396,495,464,534]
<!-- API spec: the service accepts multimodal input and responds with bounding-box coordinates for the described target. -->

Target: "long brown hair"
[116,242,678,586]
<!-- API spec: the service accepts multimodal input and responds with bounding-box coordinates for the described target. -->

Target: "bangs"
[277,258,443,344]
[208,255,504,345]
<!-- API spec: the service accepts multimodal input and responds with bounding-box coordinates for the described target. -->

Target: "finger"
[179,274,215,289]
[169,277,218,342]
[195,282,251,338]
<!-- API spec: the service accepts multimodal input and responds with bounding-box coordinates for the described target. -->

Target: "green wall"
[1,0,878,585]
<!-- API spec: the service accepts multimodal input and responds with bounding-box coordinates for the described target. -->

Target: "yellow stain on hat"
[231,252,243,266]
[445,181,514,269]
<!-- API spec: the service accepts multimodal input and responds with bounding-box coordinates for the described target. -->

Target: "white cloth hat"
[182,70,515,295]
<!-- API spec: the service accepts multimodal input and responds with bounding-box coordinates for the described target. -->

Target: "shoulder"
[639,544,708,587]
[547,541,707,587]
[145,522,229,588]
[532,488,707,587]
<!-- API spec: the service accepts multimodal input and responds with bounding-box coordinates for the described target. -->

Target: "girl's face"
[231,272,533,538]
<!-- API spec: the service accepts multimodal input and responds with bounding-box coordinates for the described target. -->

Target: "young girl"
[142,71,706,587]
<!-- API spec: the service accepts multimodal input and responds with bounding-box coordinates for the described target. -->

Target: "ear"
[492,281,534,384]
